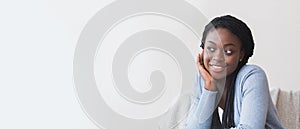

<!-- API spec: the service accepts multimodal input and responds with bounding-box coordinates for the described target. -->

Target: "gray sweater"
[160,65,285,129]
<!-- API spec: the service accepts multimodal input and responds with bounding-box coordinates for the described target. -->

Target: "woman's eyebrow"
[224,43,236,47]
[206,40,217,45]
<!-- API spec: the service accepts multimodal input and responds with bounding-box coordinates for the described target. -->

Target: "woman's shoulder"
[238,64,266,78]
[236,64,269,92]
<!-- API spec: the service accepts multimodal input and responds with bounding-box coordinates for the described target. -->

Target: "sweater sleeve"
[231,66,270,129]
[185,74,219,129]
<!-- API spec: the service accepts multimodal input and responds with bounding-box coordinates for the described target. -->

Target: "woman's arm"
[184,52,221,129]
[184,74,219,129]
[231,67,269,129]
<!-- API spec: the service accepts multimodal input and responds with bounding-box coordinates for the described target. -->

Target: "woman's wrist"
[204,82,217,91]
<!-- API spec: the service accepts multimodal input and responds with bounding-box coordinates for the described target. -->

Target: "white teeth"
[213,65,222,68]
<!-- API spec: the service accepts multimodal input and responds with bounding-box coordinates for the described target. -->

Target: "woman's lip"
[209,64,226,73]
[209,64,226,67]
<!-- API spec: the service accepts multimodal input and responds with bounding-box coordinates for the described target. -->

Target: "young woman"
[185,15,285,129]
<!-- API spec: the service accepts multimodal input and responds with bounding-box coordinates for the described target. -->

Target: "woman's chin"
[212,75,226,80]
[210,71,227,80]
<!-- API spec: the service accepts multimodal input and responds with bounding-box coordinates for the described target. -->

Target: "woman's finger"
[197,51,217,91]
[197,52,210,80]
[198,51,204,66]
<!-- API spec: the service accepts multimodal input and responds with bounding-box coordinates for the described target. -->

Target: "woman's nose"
[212,50,225,61]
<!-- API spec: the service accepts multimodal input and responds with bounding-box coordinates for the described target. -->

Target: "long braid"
[201,15,255,128]
[223,64,243,128]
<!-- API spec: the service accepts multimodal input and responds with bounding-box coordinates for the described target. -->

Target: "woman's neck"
[218,76,233,109]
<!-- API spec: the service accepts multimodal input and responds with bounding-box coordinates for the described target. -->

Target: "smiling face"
[203,27,244,80]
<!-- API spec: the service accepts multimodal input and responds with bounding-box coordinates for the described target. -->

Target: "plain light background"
[0,0,299,128]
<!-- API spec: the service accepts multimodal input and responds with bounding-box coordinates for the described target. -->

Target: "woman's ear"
[239,51,245,62]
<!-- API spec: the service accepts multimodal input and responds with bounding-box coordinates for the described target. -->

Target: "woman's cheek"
[226,57,239,72]
[203,54,210,69]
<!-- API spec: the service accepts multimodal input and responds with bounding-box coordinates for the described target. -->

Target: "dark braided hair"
[200,15,255,128]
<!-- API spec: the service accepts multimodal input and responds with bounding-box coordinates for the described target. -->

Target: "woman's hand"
[197,51,217,91]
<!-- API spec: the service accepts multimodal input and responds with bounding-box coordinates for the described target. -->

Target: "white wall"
[0,0,299,129]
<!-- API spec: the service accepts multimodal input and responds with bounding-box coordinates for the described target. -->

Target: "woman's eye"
[225,50,232,54]
[207,47,215,52]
